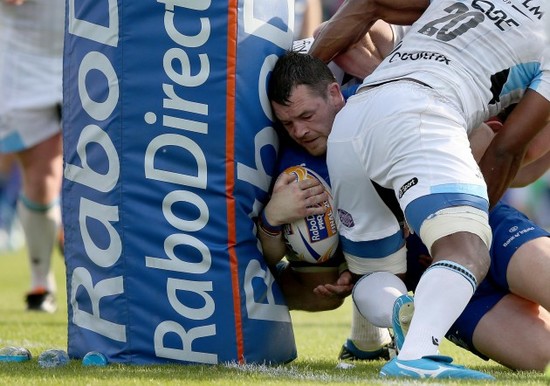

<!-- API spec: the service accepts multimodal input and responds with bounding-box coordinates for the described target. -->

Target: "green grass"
[0,247,547,385]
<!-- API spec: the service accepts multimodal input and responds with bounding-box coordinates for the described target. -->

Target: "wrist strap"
[259,210,283,236]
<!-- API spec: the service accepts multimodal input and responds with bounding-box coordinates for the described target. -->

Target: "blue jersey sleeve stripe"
[339,228,405,258]
[405,193,489,235]
[430,183,488,198]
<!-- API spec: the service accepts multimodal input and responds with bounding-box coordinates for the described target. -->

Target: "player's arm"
[309,0,428,63]
[278,267,346,311]
[511,150,550,187]
[313,269,355,299]
[468,123,496,163]
[510,119,550,186]
[257,221,287,267]
[468,118,550,187]
[520,119,550,166]
[330,19,396,79]
[479,90,550,206]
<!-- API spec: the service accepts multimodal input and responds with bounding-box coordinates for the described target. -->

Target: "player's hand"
[312,270,354,298]
[263,172,328,226]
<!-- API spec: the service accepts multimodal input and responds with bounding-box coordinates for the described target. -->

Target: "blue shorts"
[407,202,550,360]
[448,203,549,359]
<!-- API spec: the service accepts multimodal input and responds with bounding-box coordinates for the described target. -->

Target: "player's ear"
[327,82,343,105]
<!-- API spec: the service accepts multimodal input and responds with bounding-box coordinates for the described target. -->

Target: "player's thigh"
[472,294,550,371]
[16,131,62,203]
[507,237,550,311]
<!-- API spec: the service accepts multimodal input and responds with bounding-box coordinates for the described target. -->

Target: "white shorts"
[327,80,488,268]
[0,0,64,152]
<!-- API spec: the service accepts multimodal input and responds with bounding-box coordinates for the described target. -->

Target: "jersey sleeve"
[389,25,411,47]
[530,47,550,102]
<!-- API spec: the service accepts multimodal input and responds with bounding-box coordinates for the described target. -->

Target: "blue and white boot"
[380,355,495,380]
[392,294,414,352]
[384,294,494,380]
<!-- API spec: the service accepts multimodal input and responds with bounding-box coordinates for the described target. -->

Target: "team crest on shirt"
[338,209,354,228]
[399,177,418,198]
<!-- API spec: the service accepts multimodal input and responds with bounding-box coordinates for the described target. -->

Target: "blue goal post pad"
[62,0,296,365]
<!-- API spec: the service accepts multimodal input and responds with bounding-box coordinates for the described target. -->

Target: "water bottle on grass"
[38,349,70,368]
[0,346,32,362]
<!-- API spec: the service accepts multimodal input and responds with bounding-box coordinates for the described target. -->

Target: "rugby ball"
[282,166,339,264]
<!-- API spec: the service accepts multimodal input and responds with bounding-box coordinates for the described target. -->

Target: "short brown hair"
[268,51,336,106]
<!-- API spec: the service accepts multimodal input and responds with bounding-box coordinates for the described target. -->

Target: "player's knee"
[353,272,407,327]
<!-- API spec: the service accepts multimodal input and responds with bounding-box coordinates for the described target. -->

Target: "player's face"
[272,84,343,156]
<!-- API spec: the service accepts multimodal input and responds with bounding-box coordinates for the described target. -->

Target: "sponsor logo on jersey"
[389,50,450,65]
[338,209,354,228]
[471,0,519,31]
[503,226,535,247]
[399,177,418,198]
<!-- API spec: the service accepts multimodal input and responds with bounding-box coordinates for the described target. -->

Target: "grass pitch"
[0,246,547,385]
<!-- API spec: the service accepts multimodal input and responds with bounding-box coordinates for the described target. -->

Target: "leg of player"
[398,231,491,360]
[353,271,418,356]
[352,271,408,329]
[16,133,62,313]
[506,237,550,311]
[338,303,393,361]
[472,294,550,371]
[380,216,494,379]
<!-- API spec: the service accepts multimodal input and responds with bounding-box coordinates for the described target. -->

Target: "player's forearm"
[374,0,429,25]
[522,120,550,166]
[257,224,287,266]
[310,1,378,63]
[479,91,550,205]
[468,123,495,163]
[309,0,427,63]
[511,150,550,187]
[479,150,524,207]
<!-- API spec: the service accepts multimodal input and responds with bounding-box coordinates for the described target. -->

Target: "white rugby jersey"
[361,0,550,131]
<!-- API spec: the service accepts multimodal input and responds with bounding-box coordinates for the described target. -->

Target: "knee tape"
[420,206,492,252]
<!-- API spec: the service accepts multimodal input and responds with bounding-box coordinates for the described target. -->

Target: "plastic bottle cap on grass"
[82,351,108,367]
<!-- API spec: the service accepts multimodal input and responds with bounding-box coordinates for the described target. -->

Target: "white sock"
[349,302,392,351]
[398,261,476,360]
[353,272,408,328]
[17,197,61,293]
